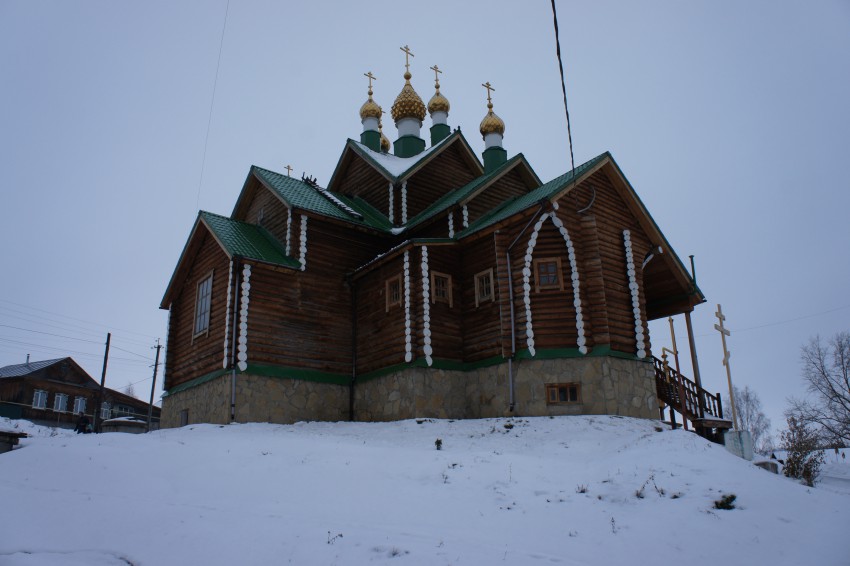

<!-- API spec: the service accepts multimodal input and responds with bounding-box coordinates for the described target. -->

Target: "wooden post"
[146,339,161,432]
[684,311,705,421]
[714,304,739,430]
[668,317,681,376]
[94,332,111,432]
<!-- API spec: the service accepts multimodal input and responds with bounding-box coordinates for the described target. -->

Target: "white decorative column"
[299,215,308,271]
[420,246,432,366]
[404,250,412,363]
[623,229,646,359]
[236,264,252,372]
[401,181,408,224]
[222,261,234,368]
[285,208,292,256]
[462,205,469,228]
[388,182,394,224]
[447,211,455,238]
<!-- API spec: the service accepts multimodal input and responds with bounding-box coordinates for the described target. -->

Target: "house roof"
[455,152,610,239]
[0,358,66,378]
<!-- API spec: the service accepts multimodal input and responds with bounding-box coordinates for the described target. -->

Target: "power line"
[690,303,850,338]
[0,323,107,345]
[550,0,576,180]
[0,299,159,341]
[194,0,231,213]
[0,337,148,365]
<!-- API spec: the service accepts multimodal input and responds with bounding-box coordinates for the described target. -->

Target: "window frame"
[73,396,87,415]
[474,268,495,308]
[545,383,581,405]
[53,392,69,413]
[32,389,48,409]
[100,402,111,420]
[533,257,564,292]
[192,270,214,340]
[430,271,453,307]
[385,274,402,312]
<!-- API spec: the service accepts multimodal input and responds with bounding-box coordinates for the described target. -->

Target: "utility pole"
[94,332,111,432]
[147,339,162,432]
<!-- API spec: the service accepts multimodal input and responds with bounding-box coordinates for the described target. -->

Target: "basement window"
[546,383,581,405]
[534,257,563,292]
[386,274,402,312]
[193,271,214,338]
[431,272,453,307]
[475,268,494,307]
[180,409,189,427]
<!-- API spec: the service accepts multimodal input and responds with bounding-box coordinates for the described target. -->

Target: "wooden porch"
[653,355,732,443]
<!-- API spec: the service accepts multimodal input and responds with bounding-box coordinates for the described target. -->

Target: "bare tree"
[123,383,137,399]
[733,385,771,453]
[788,332,850,444]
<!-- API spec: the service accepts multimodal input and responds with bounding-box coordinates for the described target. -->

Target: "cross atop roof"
[400,45,414,75]
[482,81,495,106]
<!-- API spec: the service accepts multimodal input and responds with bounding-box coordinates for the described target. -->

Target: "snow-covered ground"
[0,415,848,565]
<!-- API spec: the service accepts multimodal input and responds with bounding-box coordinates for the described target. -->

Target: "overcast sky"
[1,1,848,436]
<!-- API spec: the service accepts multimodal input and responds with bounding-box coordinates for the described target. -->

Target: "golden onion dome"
[359,87,382,121]
[428,91,450,114]
[380,130,391,152]
[391,72,426,123]
[480,105,506,137]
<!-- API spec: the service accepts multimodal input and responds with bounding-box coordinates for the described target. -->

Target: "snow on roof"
[352,136,445,178]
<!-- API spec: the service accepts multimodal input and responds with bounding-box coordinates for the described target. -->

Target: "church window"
[386,274,402,311]
[475,268,494,307]
[53,393,68,412]
[32,389,47,409]
[73,396,87,415]
[546,383,581,404]
[534,257,563,291]
[431,272,453,307]
[193,272,214,338]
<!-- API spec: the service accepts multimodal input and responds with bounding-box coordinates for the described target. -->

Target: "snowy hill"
[0,416,847,565]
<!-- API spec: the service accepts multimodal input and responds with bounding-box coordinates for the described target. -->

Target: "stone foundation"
[354,356,657,421]
[161,356,658,428]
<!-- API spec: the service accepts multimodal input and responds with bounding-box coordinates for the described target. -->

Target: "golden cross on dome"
[400,45,414,74]
[430,64,442,82]
[482,81,495,106]
[364,71,377,90]
[285,165,293,177]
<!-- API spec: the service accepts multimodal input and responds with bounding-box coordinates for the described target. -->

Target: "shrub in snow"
[713,494,737,510]
[781,415,825,487]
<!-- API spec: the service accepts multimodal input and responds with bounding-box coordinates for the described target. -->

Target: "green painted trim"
[164,346,651,396]
[244,364,349,386]
[360,130,381,152]
[393,135,426,158]
[483,146,507,173]
[430,123,450,146]
[162,368,230,397]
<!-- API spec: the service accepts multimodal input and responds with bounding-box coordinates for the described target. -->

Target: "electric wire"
[0,299,158,341]
[550,0,577,187]
[194,0,231,213]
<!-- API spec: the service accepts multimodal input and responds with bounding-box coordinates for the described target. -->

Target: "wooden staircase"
[652,356,732,442]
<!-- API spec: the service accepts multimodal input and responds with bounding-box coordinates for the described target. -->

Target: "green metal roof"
[404,154,537,230]
[455,152,611,239]
[200,211,300,268]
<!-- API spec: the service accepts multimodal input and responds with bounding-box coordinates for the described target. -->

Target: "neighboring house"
[0,357,160,429]
[159,61,727,437]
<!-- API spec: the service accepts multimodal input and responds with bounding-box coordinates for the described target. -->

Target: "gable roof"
[0,357,66,378]
[455,152,610,239]
[404,153,541,231]
[160,211,299,309]
[326,129,483,191]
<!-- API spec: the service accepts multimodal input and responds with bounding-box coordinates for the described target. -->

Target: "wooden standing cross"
[400,45,414,74]
[482,81,495,106]
[285,165,293,177]
[714,304,739,430]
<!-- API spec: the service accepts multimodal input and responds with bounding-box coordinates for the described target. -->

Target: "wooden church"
[159,49,726,432]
